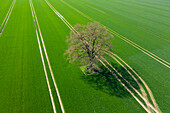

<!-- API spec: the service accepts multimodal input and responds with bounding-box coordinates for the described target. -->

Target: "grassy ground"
[33,1,145,112]
[0,0,169,112]
[0,0,53,112]
[32,0,144,112]
[46,0,170,112]
[0,0,13,23]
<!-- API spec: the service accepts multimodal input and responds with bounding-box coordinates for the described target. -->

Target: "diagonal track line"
[103,51,152,111]
[0,0,16,35]
[108,28,170,68]
[107,51,162,112]
[96,56,152,113]
[44,0,161,112]
[104,51,162,112]
[100,56,159,113]
[60,0,170,68]
[79,1,170,42]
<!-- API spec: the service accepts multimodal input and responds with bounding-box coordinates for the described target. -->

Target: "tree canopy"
[65,22,114,73]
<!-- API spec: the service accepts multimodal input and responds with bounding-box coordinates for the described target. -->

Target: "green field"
[0,0,169,112]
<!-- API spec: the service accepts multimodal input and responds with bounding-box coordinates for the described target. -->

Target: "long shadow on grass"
[81,63,140,98]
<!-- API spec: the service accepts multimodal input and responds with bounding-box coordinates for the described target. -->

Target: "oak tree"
[65,22,113,73]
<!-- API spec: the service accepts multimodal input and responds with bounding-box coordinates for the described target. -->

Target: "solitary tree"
[65,22,114,74]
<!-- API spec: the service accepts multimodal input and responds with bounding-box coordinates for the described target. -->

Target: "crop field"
[0,0,169,113]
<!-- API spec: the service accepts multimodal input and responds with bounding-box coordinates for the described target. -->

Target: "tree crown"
[65,22,114,72]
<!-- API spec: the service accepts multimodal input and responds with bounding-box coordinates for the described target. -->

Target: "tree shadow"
[81,63,140,98]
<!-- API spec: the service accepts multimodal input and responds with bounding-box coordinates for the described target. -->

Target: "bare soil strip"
[29,0,56,112]
[61,0,170,68]
[0,0,16,35]
[30,0,66,112]
[141,87,153,112]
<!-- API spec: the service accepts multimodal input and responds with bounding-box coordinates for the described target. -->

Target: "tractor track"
[29,0,65,112]
[44,0,161,112]
[0,0,16,35]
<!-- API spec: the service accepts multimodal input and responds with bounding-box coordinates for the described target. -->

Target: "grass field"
[0,0,169,112]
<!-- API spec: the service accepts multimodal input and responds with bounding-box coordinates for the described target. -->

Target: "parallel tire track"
[104,51,161,112]
[60,0,170,69]
[44,0,161,112]
[79,1,170,42]
[0,0,16,35]
[29,0,56,112]
[29,0,65,112]
[100,56,159,113]
[113,53,162,112]
[107,28,170,68]
[103,51,152,111]
[96,56,152,113]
